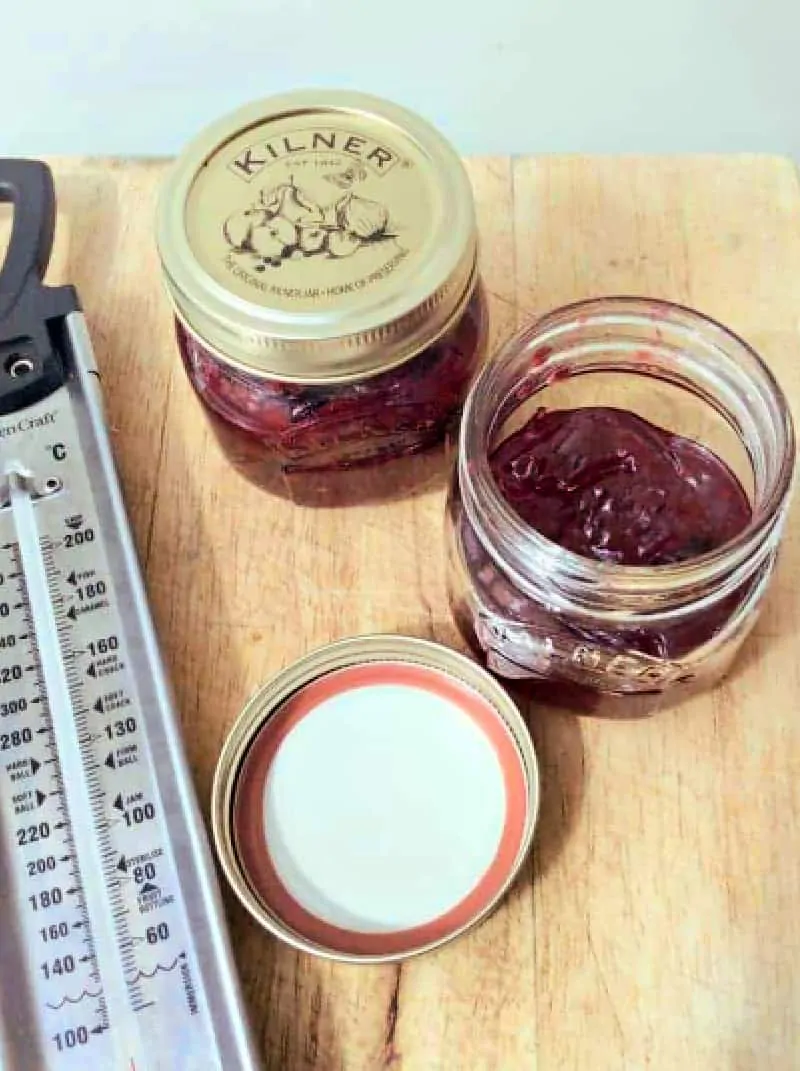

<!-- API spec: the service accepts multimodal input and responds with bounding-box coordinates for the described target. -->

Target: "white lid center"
[262,681,507,934]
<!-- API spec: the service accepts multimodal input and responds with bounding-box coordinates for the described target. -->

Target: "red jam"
[447,298,794,712]
[454,406,754,671]
[176,284,485,503]
[491,406,751,566]
[160,91,485,503]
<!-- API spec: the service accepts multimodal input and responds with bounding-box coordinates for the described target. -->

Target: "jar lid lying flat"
[211,635,539,962]
[157,90,478,383]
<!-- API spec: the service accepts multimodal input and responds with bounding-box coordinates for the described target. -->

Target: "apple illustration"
[299,224,329,255]
[250,216,299,261]
[327,231,362,258]
[223,206,269,252]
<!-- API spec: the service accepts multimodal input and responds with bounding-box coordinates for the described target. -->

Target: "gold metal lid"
[210,634,539,963]
[157,89,478,383]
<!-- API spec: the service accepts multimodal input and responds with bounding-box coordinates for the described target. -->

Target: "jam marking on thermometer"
[0,159,258,1069]
[4,465,138,1068]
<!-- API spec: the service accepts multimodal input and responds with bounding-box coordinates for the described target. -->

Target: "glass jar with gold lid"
[157,90,487,504]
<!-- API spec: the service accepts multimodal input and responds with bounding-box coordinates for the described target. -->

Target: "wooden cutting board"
[32,154,800,1069]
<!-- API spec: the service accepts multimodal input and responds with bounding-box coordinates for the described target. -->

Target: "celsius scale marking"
[0,161,259,1069]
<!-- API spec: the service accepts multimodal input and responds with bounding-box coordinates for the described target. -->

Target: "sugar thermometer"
[0,159,259,1070]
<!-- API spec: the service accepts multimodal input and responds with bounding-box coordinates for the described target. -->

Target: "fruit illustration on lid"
[298,224,328,255]
[335,193,389,241]
[250,216,299,264]
[327,231,362,259]
[222,175,395,270]
[323,163,368,190]
[222,206,269,253]
[261,180,324,226]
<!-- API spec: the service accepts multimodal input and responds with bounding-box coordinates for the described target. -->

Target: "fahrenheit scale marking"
[0,315,258,1069]
[0,461,206,1067]
[8,468,144,1066]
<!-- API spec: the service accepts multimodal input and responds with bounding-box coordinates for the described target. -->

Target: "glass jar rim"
[459,296,796,613]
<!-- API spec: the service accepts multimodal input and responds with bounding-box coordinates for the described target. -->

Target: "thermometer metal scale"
[0,160,260,1069]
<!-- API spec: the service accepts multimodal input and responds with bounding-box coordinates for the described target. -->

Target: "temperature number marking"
[0,634,17,648]
[0,664,23,683]
[41,953,76,980]
[123,803,156,828]
[146,922,170,944]
[0,697,27,717]
[28,887,63,912]
[1,727,33,750]
[88,635,118,657]
[27,854,57,876]
[63,528,95,549]
[76,581,106,601]
[104,716,137,740]
[53,1027,89,1052]
[39,921,70,944]
[16,820,50,845]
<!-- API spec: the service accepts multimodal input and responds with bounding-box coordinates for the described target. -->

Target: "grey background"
[2,0,796,158]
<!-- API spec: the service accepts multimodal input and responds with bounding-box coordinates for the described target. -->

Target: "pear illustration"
[260,178,323,225]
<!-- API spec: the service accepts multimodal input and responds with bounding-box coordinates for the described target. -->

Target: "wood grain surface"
[27,154,800,1070]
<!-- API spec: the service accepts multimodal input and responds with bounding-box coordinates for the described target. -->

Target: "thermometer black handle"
[0,159,79,416]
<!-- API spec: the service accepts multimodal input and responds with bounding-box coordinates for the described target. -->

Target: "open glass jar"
[157,90,486,505]
[446,298,795,712]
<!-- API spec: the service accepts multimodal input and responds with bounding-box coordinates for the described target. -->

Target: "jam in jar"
[446,298,795,711]
[157,90,486,504]
[490,406,752,571]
